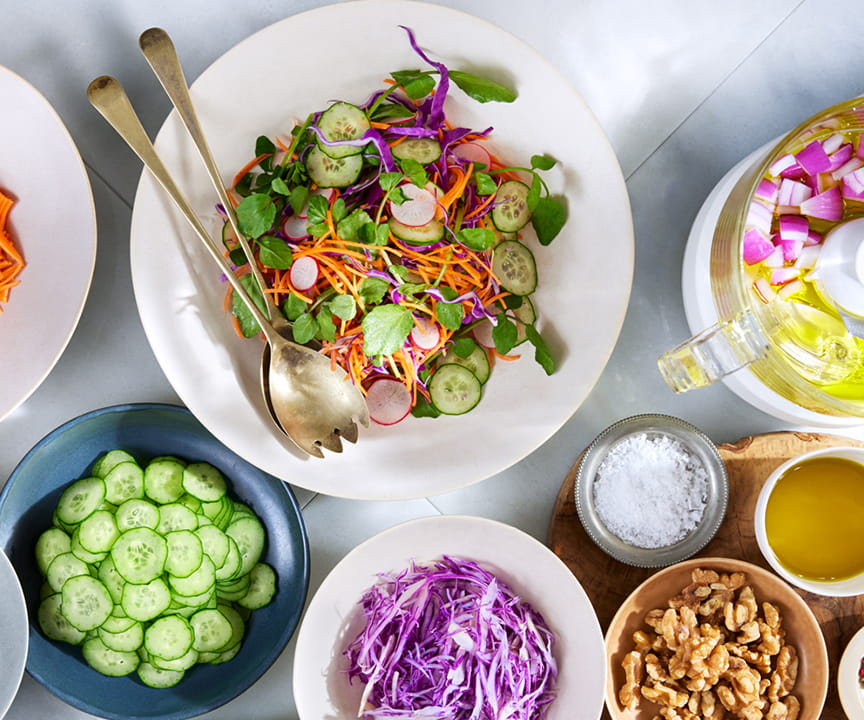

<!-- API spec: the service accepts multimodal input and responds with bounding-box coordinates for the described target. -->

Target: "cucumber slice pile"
[34,450,278,689]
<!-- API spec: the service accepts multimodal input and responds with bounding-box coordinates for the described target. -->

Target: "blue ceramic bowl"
[0,403,309,720]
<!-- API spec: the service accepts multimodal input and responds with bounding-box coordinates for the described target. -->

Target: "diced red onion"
[778,215,809,244]
[842,167,864,200]
[799,186,843,220]
[778,278,804,300]
[822,132,845,155]
[753,277,777,304]
[771,267,800,286]
[745,200,774,236]
[795,140,832,175]
[768,153,798,177]
[779,238,803,262]
[742,229,775,265]
[777,178,813,207]
[753,178,779,205]
[828,143,854,171]
[832,156,863,181]
[795,244,822,270]
[762,245,786,268]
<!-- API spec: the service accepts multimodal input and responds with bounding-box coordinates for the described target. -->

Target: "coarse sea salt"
[592,432,709,549]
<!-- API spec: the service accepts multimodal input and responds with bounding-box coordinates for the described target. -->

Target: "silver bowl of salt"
[574,413,728,568]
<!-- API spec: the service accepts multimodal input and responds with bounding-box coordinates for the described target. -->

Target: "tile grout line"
[623,0,808,181]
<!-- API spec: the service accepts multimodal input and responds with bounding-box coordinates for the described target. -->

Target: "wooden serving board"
[547,431,864,720]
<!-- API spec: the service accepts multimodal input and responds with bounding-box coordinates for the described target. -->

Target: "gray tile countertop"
[1,1,862,718]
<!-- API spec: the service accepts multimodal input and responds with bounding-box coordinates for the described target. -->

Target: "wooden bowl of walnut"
[605,557,828,720]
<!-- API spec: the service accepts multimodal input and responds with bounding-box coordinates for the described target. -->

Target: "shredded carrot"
[231,152,272,189]
[0,190,23,315]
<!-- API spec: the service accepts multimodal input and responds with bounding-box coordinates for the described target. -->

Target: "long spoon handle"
[86,75,276,343]
[138,27,285,328]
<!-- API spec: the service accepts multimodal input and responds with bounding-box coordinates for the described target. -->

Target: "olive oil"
[765,456,864,581]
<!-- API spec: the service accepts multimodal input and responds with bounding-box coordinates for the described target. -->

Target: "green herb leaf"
[449,70,517,103]
[391,69,436,99]
[475,172,497,195]
[456,227,497,252]
[359,277,390,305]
[330,294,357,321]
[527,174,542,212]
[282,293,307,321]
[362,304,414,356]
[492,315,519,355]
[331,197,348,223]
[526,325,555,374]
[453,336,479,358]
[288,186,309,213]
[231,274,266,338]
[292,312,318,345]
[236,194,276,239]
[307,222,329,238]
[307,194,329,225]
[531,196,567,246]
[270,176,291,196]
[255,135,276,156]
[337,208,373,243]
[435,299,464,331]
[399,158,428,187]
[317,310,337,343]
[530,154,557,171]
[411,395,441,419]
[256,236,293,269]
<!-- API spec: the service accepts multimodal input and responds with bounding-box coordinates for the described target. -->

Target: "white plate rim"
[0,65,97,421]
[0,547,28,718]
[292,514,606,720]
[129,0,634,500]
[839,626,864,720]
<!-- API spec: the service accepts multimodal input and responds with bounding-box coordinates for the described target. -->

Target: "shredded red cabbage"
[344,556,558,719]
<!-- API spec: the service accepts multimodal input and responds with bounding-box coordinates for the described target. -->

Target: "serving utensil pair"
[88,28,368,458]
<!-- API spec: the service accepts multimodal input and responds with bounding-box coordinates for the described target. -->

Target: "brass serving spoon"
[87,75,369,458]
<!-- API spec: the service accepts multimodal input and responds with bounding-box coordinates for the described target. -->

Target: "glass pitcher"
[658,97,864,419]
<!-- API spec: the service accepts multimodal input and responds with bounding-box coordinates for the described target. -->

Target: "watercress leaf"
[435,300,464,332]
[456,227,497,252]
[282,293,307,321]
[475,172,497,195]
[288,185,309,214]
[236,193,276,239]
[398,282,427,298]
[293,312,318,345]
[437,285,458,301]
[371,102,416,122]
[375,223,390,245]
[398,158,427,187]
[527,173,542,212]
[228,247,247,267]
[359,277,390,305]
[362,304,414,356]
[307,194,329,225]
[317,309,337,343]
[411,395,441,419]
[271,176,291,196]
[391,69,436,99]
[503,294,524,310]
[307,221,329,238]
[492,315,519,355]
[388,264,409,282]
[379,171,403,192]
[526,325,555,375]
[255,135,276,157]
[449,69,517,104]
[531,196,567,246]
[256,236,294,269]
[330,293,357,321]
[233,173,253,197]
[337,208,373,243]
[331,197,348,223]
[453,336,479,358]
[231,274,266,338]
[530,154,557,171]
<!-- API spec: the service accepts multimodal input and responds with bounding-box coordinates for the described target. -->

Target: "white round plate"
[839,626,864,720]
[0,66,97,420]
[292,514,606,720]
[0,548,27,719]
[129,0,633,499]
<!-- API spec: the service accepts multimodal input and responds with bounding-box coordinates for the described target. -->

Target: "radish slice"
[452,141,493,170]
[289,255,319,291]
[281,214,308,240]
[409,315,441,350]
[390,184,438,227]
[365,377,412,425]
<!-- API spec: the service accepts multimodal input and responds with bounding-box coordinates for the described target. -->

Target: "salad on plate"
[220,27,567,425]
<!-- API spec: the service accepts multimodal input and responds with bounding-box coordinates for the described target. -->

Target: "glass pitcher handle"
[657,310,769,393]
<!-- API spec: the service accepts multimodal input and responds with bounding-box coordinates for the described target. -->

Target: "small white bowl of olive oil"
[754,446,864,596]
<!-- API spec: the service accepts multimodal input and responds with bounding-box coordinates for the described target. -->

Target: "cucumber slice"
[70,528,107,564]
[122,577,171,622]
[156,503,199,534]
[115,498,160,531]
[388,217,445,246]
[196,524,230,567]
[104,461,145,505]
[214,536,242,581]
[182,463,226,503]
[149,645,198,672]
[491,240,537,296]
[46,551,89,594]
[137,661,185,689]
[144,459,186,504]
[215,603,246,649]
[491,179,531,232]
[35,527,72,575]
[56,476,106,526]
[91,449,136,480]
[189,608,233,653]
[169,555,216,598]
[77,509,119,554]
[317,101,370,158]
[225,515,266,577]
[449,342,491,384]
[60,575,113,631]
[215,574,250,602]
[82,636,140,677]
[306,144,363,188]
[144,615,194,661]
[392,137,442,164]
[38,593,86,645]
[111,527,167,584]
[98,619,144,653]
[428,363,483,415]
[237,562,277,610]
[165,530,204,578]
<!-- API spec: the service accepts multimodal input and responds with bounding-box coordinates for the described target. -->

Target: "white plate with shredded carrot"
[0,66,97,421]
